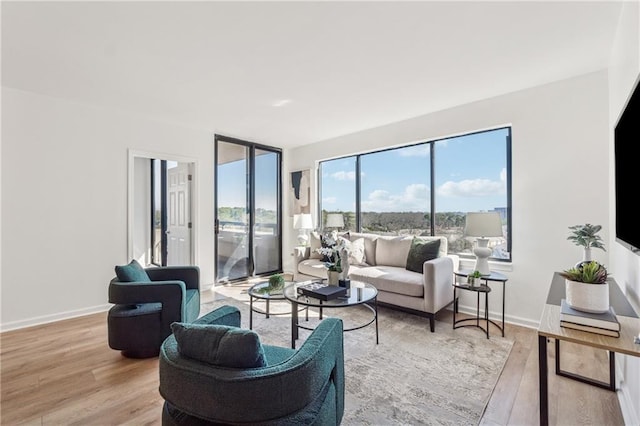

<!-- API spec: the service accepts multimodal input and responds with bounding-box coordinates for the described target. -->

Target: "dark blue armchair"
[159,305,345,425]
[108,262,200,358]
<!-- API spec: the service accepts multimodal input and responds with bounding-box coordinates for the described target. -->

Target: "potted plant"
[268,274,285,291]
[567,223,606,265]
[467,270,482,286]
[559,261,609,313]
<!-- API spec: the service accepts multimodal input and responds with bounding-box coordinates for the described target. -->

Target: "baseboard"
[453,303,539,330]
[0,304,111,332]
[618,364,640,426]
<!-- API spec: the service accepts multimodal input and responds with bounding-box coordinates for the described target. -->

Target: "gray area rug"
[203,284,514,426]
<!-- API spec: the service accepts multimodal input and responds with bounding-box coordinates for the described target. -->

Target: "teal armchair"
[108,262,200,358]
[159,305,345,425]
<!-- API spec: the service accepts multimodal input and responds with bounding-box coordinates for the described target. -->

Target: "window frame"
[318,126,512,263]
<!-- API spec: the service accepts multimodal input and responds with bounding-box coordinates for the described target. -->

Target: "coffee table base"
[290,298,378,349]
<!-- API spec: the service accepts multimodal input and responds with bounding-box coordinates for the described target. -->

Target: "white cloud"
[322,196,337,204]
[331,170,356,181]
[437,169,506,198]
[361,184,429,211]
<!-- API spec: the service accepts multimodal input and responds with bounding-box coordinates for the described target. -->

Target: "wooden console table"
[537,272,640,425]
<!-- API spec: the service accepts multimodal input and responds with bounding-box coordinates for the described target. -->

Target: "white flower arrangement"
[315,231,351,272]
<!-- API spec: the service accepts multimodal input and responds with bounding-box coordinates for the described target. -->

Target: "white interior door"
[167,162,192,266]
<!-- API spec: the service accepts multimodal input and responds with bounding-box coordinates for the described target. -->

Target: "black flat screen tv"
[614,74,640,255]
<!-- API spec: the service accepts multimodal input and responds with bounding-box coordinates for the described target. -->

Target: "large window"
[319,127,511,261]
[215,136,282,282]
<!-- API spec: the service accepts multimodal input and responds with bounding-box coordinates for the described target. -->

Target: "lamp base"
[297,232,309,246]
[473,238,492,275]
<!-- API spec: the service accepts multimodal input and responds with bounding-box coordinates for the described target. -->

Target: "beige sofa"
[294,232,460,332]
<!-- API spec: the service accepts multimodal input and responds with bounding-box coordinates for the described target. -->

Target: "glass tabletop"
[248,281,293,299]
[283,280,377,307]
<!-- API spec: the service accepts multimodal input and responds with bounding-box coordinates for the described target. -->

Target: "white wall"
[608,1,640,424]
[287,70,610,329]
[0,87,216,330]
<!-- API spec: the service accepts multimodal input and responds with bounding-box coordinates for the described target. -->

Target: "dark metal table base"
[290,298,379,349]
[555,339,616,391]
[249,295,308,330]
[452,285,491,339]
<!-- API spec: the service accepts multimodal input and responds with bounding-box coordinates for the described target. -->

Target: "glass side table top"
[248,281,293,300]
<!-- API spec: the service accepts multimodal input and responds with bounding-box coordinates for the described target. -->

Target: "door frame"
[127,149,198,266]
[214,135,283,283]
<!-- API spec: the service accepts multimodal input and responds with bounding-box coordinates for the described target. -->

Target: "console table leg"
[538,335,549,426]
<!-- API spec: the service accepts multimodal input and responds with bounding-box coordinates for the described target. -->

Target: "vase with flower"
[315,231,351,286]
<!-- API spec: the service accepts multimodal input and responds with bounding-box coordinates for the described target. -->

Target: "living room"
[2,1,640,425]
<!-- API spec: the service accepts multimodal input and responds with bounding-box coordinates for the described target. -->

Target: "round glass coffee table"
[248,281,308,330]
[283,280,378,349]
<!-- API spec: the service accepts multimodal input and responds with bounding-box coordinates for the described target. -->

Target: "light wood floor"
[1,285,626,425]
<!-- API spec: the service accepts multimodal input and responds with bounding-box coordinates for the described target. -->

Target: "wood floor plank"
[0,284,627,425]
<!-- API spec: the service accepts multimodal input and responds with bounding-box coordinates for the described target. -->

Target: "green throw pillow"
[170,322,267,368]
[115,259,151,282]
[405,238,441,273]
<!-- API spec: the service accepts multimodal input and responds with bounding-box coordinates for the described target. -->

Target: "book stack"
[559,299,620,337]
[297,281,347,301]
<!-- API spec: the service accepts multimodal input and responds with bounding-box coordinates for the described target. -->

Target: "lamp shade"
[464,212,503,238]
[293,213,313,230]
[325,213,345,228]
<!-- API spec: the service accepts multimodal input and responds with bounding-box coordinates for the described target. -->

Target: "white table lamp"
[464,212,503,275]
[325,213,344,230]
[293,214,314,246]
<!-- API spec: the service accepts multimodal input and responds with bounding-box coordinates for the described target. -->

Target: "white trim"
[617,355,640,426]
[127,149,199,266]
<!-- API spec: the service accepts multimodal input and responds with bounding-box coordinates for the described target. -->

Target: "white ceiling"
[1,1,623,148]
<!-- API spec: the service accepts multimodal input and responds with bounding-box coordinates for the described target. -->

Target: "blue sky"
[321,127,509,213]
[218,127,509,214]
[218,152,278,211]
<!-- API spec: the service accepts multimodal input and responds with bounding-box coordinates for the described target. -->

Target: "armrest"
[109,279,187,338]
[146,266,200,290]
[193,305,241,328]
[159,318,345,424]
[446,254,460,273]
[109,279,186,306]
[422,256,454,313]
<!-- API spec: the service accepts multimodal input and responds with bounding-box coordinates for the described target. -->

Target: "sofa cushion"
[348,232,379,265]
[170,322,267,368]
[297,259,329,279]
[405,238,441,273]
[309,232,322,259]
[375,236,413,268]
[350,266,424,297]
[348,237,366,265]
[115,259,151,282]
[415,236,448,258]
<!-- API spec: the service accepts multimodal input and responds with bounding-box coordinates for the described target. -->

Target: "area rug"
[202,284,514,426]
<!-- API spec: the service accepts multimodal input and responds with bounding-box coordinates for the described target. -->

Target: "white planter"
[565,279,609,313]
[327,270,340,286]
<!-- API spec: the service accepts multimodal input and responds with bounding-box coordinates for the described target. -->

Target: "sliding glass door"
[215,136,282,282]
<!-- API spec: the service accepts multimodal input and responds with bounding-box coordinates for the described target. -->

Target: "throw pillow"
[348,237,366,265]
[115,259,151,282]
[309,231,322,259]
[405,238,441,273]
[170,322,267,368]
